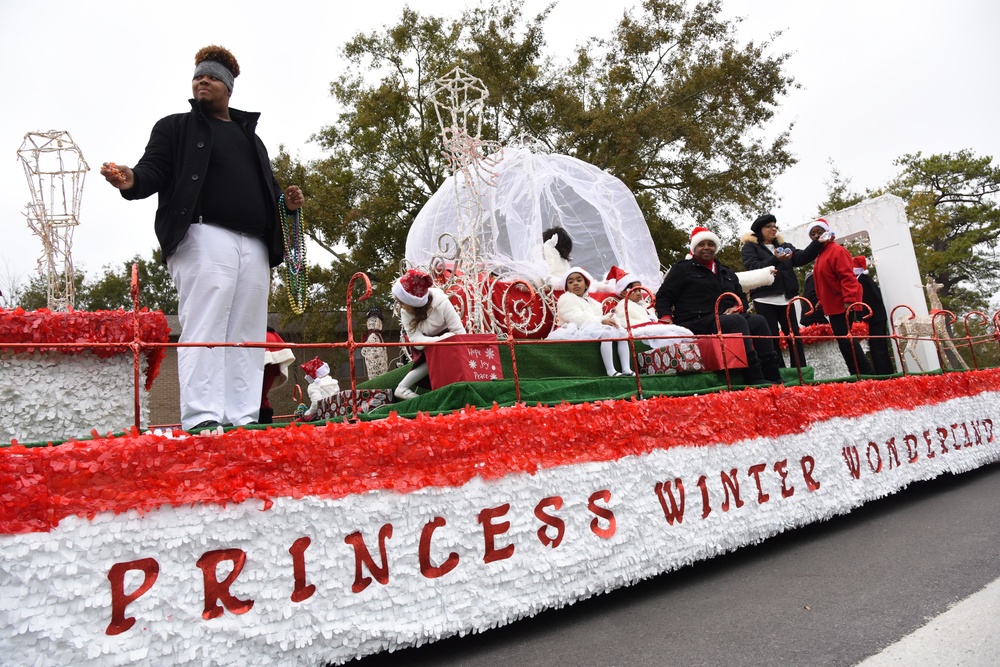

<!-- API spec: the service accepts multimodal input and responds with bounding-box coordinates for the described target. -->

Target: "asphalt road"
[351,462,1000,667]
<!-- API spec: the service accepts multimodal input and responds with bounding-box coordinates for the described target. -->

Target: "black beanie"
[751,214,777,238]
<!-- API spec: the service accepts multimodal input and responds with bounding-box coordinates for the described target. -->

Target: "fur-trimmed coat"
[740,232,823,301]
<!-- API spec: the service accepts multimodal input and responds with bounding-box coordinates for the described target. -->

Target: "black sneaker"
[191,420,222,431]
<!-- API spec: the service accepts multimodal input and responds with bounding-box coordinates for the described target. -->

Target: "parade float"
[2,75,999,666]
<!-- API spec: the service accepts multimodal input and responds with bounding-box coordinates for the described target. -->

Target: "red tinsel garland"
[2,369,997,535]
[0,308,170,390]
[779,321,870,349]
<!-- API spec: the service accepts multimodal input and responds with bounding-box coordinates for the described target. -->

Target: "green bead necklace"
[279,194,308,314]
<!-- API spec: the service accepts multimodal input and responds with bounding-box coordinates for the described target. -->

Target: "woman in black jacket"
[740,214,823,368]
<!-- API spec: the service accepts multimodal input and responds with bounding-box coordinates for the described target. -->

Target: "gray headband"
[193,60,234,93]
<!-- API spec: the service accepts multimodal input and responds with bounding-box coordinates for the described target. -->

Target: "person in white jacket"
[610,272,696,349]
[546,267,634,376]
[392,269,468,401]
[298,357,340,421]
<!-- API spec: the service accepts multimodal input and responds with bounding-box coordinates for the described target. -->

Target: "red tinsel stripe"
[2,370,999,534]
[0,308,170,390]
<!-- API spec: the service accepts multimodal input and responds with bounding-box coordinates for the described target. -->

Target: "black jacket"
[856,273,888,325]
[740,233,822,301]
[655,257,748,334]
[122,100,285,267]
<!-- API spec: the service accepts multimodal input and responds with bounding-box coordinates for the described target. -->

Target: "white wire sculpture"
[418,67,506,334]
[17,131,89,311]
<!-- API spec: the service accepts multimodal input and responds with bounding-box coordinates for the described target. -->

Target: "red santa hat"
[301,356,330,380]
[392,269,433,307]
[853,255,869,276]
[810,218,831,234]
[689,226,722,254]
[606,265,641,297]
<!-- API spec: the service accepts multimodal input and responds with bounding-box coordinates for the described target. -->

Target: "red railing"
[5,265,1000,433]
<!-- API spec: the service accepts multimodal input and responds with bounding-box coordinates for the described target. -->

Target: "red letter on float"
[344,524,393,593]
[478,504,515,564]
[419,517,459,578]
[696,475,712,519]
[935,427,949,455]
[720,468,744,511]
[588,490,616,539]
[800,456,821,492]
[884,437,901,470]
[746,464,770,504]
[534,497,566,548]
[289,537,316,603]
[196,549,254,620]
[654,479,686,524]
[959,423,972,448]
[774,459,795,498]
[106,558,159,636]
[905,434,919,463]
[840,447,861,480]
[866,442,883,473]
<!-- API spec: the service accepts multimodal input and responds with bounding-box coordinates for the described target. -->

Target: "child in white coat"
[611,273,696,349]
[547,267,634,376]
[298,357,340,421]
[393,268,468,401]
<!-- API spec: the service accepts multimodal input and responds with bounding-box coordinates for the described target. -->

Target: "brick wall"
[146,317,403,427]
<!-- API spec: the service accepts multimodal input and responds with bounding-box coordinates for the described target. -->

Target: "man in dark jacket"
[740,214,824,368]
[101,45,304,431]
[656,227,782,385]
[853,256,894,375]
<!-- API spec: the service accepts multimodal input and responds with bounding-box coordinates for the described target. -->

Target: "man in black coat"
[101,45,305,431]
[852,256,895,375]
[656,227,782,385]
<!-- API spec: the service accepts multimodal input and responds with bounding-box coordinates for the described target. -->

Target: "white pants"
[168,223,270,429]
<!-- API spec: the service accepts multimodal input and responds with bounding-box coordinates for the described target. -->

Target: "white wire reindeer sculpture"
[893,276,968,371]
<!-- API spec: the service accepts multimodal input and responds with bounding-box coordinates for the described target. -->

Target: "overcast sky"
[1,0,997,290]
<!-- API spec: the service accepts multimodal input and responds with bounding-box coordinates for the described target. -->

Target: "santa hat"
[606,266,641,297]
[392,269,433,307]
[810,218,831,234]
[853,255,868,276]
[563,266,593,291]
[689,226,722,254]
[301,356,330,380]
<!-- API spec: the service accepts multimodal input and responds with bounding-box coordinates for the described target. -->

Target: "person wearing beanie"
[392,269,467,401]
[546,268,635,376]
[808,220,875,376]
[853,256,894,375]
[740,213,827,369]
[100,45,305,431]
[297,357,341,422]
[655,227,784,386]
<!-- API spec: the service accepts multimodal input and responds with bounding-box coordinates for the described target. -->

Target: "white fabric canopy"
[406,147,662,289]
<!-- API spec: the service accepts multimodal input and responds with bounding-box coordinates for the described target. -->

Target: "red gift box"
[636,343,703,375]
[315,389,394,419]
[425,334,504,389]
[696,334,748,371]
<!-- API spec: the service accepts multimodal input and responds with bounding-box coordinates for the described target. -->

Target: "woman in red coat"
[809,219,874,376]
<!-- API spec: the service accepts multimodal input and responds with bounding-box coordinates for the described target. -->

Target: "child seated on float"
[393,268,468,401]
[610,272,695,349]
[546,267,634,377]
